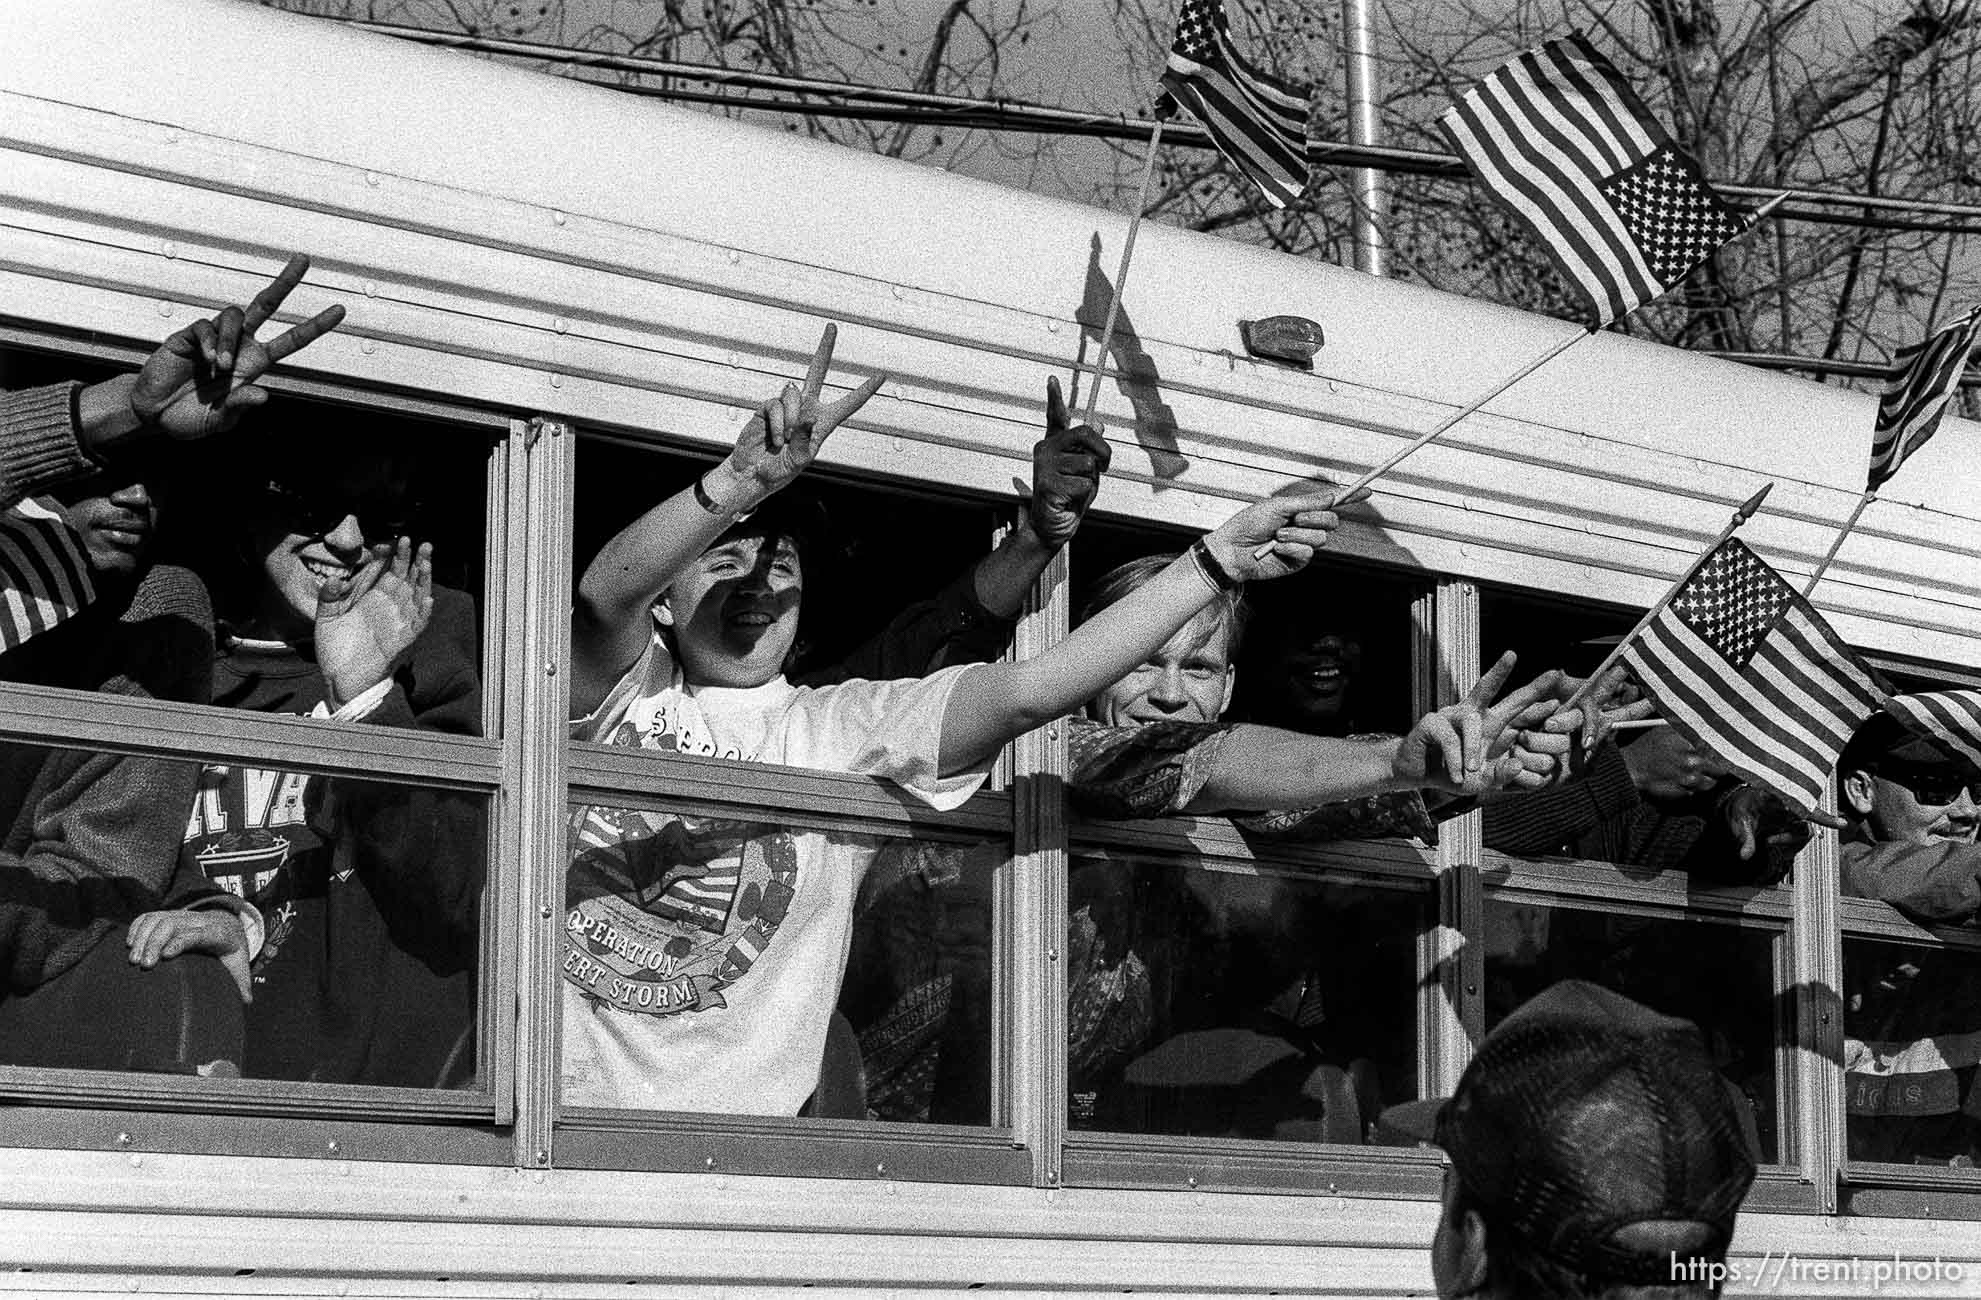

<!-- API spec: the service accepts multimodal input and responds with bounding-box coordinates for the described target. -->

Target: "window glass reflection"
[563,803,1001,1123]
[1485,900,1780,1162]
[1844,937,1981,1170]
[0,739,485,1087]
[1067,852,1425,1144]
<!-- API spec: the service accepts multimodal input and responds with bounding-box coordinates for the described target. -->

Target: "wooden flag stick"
[1336,325,1589,498]
[1079,116,1166,428]
[1559,482,1775,715]
[1802,489,1876,599]
[1250,324,1588,559]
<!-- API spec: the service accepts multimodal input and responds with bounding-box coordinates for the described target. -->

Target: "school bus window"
[1229,563,1423,740]
[561,798,1004,1124]
[567,433,1029,1126]
[571,437,1018,715]
[0,737,488,1091]
[1066,851,1427,1145]
[1841,935,1981,1173]
[1483,898,1783,1163]
[1478,587,1802,887]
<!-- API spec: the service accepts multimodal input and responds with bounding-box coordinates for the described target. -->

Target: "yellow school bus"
[3,0,1981,1293]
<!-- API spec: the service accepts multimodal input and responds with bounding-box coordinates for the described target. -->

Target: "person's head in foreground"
[1838,709,1981,848]
[1082,553,1245,726]
[1385,980,1756,1299]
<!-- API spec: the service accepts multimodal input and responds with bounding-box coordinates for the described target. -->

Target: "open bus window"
[1227,563,1421,740]
[1477,587,1798,886]
[1069,523,1424,740]
[0,741,487,1089]
[561,797,1003,1123]
[1484,898,1782,1163]
[1843,936,1981,1172]
[1066,852,1425,1145]
[0,348,491,719]
[572,437,1004,701]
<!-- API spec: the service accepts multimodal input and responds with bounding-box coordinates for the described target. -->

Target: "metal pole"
[1342,0,1388,276]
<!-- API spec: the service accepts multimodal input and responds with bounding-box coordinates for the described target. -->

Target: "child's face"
[662,531,804,688]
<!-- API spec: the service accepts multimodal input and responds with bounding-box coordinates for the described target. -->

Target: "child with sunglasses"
[172,449,485,1087]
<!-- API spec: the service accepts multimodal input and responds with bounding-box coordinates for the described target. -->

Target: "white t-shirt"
[562,632,988,1115]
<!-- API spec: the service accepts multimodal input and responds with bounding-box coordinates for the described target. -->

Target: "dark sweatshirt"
[0,563,220,992]
[181,587,484,1087]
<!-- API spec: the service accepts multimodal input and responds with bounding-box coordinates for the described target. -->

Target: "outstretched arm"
[938,476,1362,776]
[1182,653,1574,812]
[571,324,883,715]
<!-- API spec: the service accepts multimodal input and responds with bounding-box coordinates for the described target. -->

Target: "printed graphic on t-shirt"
[182,765,329,970]
[564,681,798,1017]
[565,808,797,1016]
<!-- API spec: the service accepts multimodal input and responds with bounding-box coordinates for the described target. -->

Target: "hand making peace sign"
[712,324,886,510]
[128,254,347,441]
[1395,651,1584,795]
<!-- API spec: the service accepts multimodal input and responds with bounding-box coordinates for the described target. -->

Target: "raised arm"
[938,474,1362,776]
[810,377,1107,684]
[969,376,1111,617]
[571,324,883,714]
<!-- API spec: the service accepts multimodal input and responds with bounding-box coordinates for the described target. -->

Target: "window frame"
[0,332,530,1161]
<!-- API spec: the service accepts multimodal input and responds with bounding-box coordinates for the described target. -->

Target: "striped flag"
[1158,0,1311,209]
[1620,538,1888,817]
[1868,306,1981,493]
[0,496,94,654]
[1882,690,1981,776]
[1438,33,1747,327]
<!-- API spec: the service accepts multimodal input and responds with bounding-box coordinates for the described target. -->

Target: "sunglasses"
[1876,761,1981,808]
[262,483,414,542]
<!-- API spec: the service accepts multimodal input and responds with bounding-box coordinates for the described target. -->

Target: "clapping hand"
[316,537,435,709]
[127,254,346,442]
[707,324,885,511]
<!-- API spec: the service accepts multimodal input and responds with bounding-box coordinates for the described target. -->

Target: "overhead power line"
[341,20,1981,236]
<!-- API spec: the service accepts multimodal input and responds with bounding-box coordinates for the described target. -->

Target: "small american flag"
[1158,0,1311,210]
[1883,690,1981,776]
[0,497,94,654]
[1868,306,1980,493]
[1620,538,1888,816]
[1438,34,1746,327]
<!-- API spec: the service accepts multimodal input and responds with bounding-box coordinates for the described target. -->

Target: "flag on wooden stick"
[0,497,93,653]
[1869,306,1981,493]
[1437,33,1747,327]
[1157,0,1311,209]
[1619,538,1888,816]
[1883,690,1981,777]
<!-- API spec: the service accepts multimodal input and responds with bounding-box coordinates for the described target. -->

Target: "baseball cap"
[1841,710,1967,773]
[1380,980,1756,1286]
